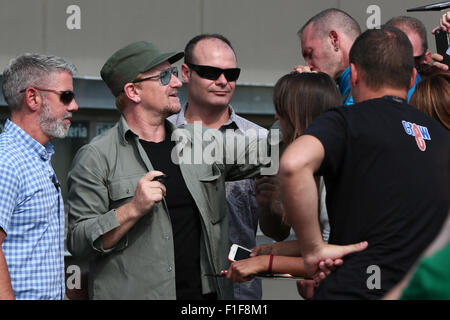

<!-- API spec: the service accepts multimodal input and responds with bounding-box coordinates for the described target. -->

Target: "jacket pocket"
[108,175,141,204]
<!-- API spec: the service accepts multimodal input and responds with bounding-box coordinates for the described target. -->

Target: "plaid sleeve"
[0,160,20,235]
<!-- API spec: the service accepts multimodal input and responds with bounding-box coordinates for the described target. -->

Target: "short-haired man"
[296,8,419,105]
[386,16,432,75]
[385,16,448,77]
[67,41,270,300]
[168,34,290,300]
[280,26,449,299]
[0,53,78,299]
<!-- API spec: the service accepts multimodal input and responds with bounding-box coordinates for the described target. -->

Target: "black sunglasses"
[187,63,240,82]
[20,87,75,105]
[132,67,178,86]
[414,52,426,63]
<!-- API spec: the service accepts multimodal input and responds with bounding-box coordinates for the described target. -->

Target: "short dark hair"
[298,8,361,42]
[385,16,428,53]
[349,26,414,91]
[184,33,235,65]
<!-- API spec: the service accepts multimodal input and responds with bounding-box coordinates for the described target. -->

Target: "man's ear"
[350,63,359,88]
[409,68,417,91]
[329,30,340,51]
[181,63,190,83]
[123,83,141,104]
[23,87,41,112]
[423,50,433,65]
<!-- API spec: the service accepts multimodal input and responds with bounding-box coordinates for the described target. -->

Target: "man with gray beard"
[0,53,78,299]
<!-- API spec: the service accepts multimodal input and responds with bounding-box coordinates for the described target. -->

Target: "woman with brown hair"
[274,72,342,145]
[410,71,450,131]
[226,72,343,286]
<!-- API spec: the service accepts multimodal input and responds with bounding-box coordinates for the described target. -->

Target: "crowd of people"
[0,8,449,300]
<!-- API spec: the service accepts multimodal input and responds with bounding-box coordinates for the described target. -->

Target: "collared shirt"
[337,66,422,106]
[0,120,65,300]
[67,116,264,300]
[168,104,267,300]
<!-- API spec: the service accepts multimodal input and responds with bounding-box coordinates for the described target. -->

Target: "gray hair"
[298,8,361,43]
[2,53,77,110]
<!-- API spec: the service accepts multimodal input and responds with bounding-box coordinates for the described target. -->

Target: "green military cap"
[101,41,184,96]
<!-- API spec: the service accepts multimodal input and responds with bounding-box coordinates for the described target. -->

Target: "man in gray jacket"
[67,41,273,299]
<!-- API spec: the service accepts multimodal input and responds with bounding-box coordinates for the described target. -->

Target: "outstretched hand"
[305,241,368,283]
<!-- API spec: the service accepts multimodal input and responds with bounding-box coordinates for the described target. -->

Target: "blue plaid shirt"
[0,120,65,300]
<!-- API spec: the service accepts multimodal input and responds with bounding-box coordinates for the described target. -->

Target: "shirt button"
[167,265,173,272]
[164,235,170,240]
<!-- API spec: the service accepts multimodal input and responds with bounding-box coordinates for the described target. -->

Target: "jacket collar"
[118,115,186,145]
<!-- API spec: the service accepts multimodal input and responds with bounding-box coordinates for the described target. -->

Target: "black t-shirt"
[139,123,205,300]
[304,97,450,299]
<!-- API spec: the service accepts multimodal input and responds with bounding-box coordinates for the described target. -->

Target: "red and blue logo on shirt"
[402,121,431,152]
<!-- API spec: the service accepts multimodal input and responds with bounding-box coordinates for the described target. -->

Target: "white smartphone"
[228,244,252,262]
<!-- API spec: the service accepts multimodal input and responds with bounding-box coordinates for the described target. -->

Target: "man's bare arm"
[0,229,15,300]
[279,135,325,259]
[279,135,368,280]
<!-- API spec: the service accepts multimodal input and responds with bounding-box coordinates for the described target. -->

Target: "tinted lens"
[160,67,178,85]
[190,64,240,82]
[60,91,74,105]
[223,68,240,81]
[197,66,223,80]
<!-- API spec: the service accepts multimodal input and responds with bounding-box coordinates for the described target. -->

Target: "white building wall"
[0,0,446,85]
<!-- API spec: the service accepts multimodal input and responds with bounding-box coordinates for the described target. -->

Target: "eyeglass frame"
[132,67,178,86]
[186,63,241,82]
[414,51,427,64]
[20,87,75,105]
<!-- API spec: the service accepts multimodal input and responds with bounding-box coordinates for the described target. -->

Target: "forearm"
[271,240,302,257]
[279,136,325,258]
[101,202,140,250]
[267,255,307,277]
[229,255,308,280]
[0,249,14,300]
[281,170,323,257]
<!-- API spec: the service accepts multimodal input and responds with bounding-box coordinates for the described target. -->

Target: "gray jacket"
[67,116,269,299]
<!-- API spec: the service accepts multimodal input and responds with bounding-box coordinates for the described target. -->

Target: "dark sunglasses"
[414,52,426,63]
[20,87,75,105]
[187,63,240,82]
[132,67,178,86]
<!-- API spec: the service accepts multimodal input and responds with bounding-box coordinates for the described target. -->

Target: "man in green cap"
[66,41,270,300]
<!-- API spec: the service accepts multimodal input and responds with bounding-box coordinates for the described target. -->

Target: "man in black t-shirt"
[280,26,449,299]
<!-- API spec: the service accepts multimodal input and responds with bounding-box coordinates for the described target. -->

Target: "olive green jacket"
[67,116,271,299]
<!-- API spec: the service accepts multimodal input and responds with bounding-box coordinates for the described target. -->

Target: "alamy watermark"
[66,5,81,30]
[366,265,382,290]
[366,5,381,30]
[170,123,280,176]
[66,264,81,290]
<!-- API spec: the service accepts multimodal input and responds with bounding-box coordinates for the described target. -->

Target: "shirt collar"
[118,115,178,145]
[118,115,136,145]
[4,119,54,161]
[173,102,242,132]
